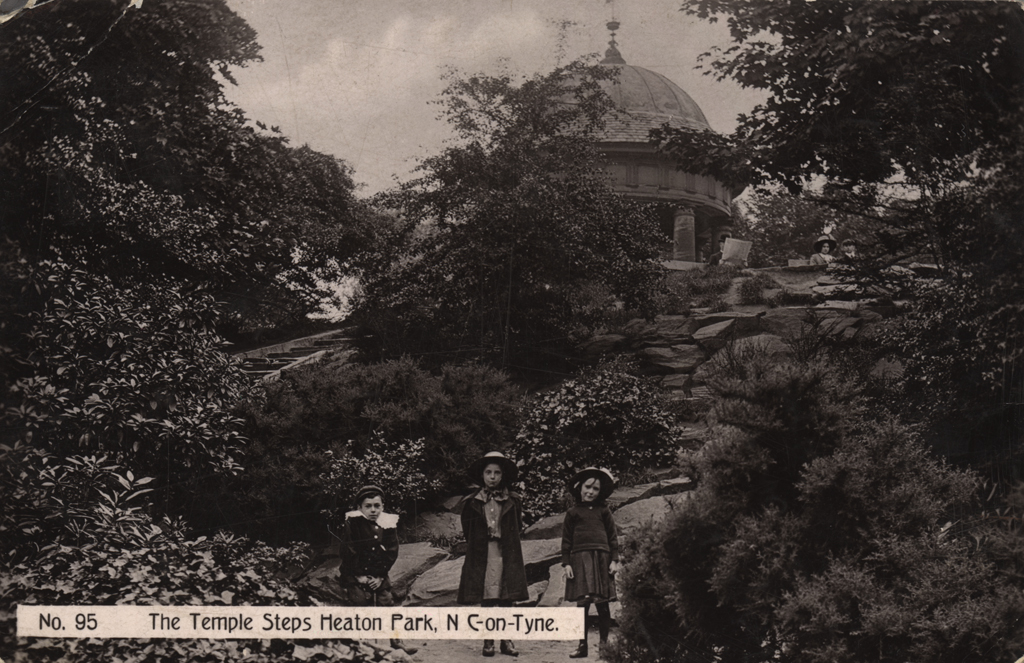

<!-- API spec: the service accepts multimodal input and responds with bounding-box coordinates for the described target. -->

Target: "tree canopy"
[656,1,1024,192]
[0,0,375,330]
[654,0,1024,459]
[354,61,665,370]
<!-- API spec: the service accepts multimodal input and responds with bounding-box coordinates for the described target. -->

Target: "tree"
[653,1,1024,461]
[611,351,1024,663]
[658,1,1024,192]
[0,0,374,330]
[354,61,665,369]
[735,188,878,267]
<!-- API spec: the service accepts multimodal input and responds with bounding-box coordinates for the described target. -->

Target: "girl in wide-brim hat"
[458,451,527,657]
[561,466,621,658]
[568,467,617,503]
[467,450,519,486]
[813,233,838,254]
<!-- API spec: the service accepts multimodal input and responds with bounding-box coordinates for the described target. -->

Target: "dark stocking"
[595,601,611,643]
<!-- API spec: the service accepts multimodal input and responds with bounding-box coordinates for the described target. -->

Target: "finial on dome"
[600,20,626,65]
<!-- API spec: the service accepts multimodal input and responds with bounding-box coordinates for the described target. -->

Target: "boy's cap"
[353,485,384,506]
[569,467,617,501]
[468,451,518,484]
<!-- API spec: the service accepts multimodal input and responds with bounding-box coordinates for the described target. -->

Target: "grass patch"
[738,272,782,305]
[658,265,740,314]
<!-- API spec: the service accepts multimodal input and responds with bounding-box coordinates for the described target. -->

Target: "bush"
[1,442,156,568]
[2,260,250,488]
[656,265,739,314]
[610,357,1024,663]
[321,432,443,530]
[511,358,680,520]
[737,272,780,305]
[0,440,370,663]
[215,357,523,542]
[0,526,367,663]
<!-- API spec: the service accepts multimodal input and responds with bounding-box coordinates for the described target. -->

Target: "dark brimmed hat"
[352,485,384,507]
[813,234,837,253]
[569,467,617,501]
[468,451,518,485]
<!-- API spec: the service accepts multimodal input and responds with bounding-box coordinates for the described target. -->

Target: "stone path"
[375,637,614,662]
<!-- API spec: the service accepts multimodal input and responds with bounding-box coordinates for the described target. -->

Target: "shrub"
[216,357,523,541]
[0,440,370,663]
[321,432,443,528]
[1,442,157,568]
[511,358,680,520]
[2,260,250,487]
[610,357,1024,663]
[737,272,780,305]
[657,264,739,314]
[0,526,367,663]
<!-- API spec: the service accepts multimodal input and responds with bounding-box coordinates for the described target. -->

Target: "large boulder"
[300,556,346,603]
[526,580,548,606]
[637,344,706,374]
[390,543,450,600]
[523,513,565,541]
[693,311,764,334]
[615,494,692,534]
[537,564,568,607]
[406,511,462,543]
[404,558,464,606]
[623,315,700,348]
[403,539,562,606]
[522,539,563,581]
[607,477,693,510]
[761,307,814,339]
[661,373,693,393]
[580,333,627,356]
[693,319,736,351]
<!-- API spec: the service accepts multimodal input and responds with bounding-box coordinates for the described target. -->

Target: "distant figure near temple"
[810,234,838,265]
[591,21,740,262]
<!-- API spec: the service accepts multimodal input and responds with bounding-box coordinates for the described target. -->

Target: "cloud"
[224,0,766,194]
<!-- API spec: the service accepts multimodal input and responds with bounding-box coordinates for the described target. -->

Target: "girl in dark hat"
[458,452,528,657]
[561,467,620,659]
[338,485,417,655]
[810,234,838,266]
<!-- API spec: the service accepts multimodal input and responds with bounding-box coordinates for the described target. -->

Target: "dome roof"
[596,40,711,142]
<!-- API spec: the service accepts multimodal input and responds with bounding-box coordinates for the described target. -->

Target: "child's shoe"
[499,640,519,657]
[482,639,496,657]
[569,639,588,658]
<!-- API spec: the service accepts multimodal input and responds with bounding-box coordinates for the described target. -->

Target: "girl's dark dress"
[561,502,618,601]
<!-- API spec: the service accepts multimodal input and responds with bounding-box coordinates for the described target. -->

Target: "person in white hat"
[457,452,528,657]
[810,234,838,266]
[561,467,621,658]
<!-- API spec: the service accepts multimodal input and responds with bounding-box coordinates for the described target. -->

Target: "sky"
[223,0,767,196]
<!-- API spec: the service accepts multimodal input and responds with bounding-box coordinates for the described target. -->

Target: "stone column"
[672,207,696,261]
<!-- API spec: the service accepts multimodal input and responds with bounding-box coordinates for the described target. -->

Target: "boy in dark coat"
[338,485,417,655]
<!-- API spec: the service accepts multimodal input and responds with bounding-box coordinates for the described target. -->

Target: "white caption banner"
[17,606,583,640]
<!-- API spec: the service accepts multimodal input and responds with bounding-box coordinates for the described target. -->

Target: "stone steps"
[234,327,359,381]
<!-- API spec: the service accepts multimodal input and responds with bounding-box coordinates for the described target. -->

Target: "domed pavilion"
[595,23,737,262]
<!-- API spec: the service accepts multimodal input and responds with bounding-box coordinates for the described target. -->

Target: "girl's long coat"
[457,490,529,604]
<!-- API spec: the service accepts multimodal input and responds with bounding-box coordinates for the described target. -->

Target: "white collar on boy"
[345,511,399,529]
